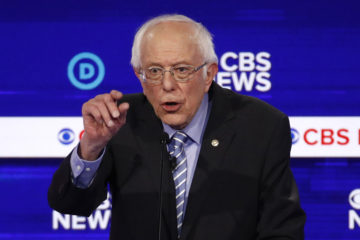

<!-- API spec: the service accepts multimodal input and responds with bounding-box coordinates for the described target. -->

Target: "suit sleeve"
[257,115,306,240]
[47,148,112,217]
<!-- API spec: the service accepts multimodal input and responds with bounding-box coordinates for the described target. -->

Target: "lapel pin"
[211,139,219,147]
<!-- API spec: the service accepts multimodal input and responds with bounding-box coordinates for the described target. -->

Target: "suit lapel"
[181,83,238,239]
[131,96,178,239]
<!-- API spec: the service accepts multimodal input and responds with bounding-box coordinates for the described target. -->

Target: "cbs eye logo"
[349,189,360,210]
[291,128,300,144]
[58,128,75,145]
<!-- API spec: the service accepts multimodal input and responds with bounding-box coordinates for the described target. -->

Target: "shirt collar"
[163,93,209,145]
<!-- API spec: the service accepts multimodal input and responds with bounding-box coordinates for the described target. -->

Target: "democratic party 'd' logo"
[67,52,105,90]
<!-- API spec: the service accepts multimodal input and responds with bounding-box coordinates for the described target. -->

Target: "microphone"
[161,132,176,170]
[158,131,170,240]
[160,132,170,144]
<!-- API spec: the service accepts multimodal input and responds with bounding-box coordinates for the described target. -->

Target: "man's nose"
[162,71,177,91]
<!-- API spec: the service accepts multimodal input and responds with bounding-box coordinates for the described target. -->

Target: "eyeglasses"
[140,62,207,85]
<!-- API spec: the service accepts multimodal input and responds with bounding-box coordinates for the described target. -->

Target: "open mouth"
[166,102,177,106]
[162,102,181,112]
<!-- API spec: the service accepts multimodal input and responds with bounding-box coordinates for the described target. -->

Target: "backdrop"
[0,0,359,239]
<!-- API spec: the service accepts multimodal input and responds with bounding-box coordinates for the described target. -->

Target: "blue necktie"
[168,131,188,237]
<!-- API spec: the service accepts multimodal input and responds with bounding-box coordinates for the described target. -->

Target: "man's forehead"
[144,21,197,42]
[138,21,202,66]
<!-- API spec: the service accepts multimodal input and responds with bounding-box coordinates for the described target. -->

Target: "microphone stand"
[158,132,169,240]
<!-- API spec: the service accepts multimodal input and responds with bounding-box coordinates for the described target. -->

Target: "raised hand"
[79,90,129,160]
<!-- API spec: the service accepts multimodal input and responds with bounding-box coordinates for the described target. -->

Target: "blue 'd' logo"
[291,128,300,144]
[67,52,105,90]
[58,128,75,145]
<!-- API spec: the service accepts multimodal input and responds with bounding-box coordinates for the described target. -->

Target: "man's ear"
[133,67,142,82]
[204,63,218,92]
[133,67,146,94]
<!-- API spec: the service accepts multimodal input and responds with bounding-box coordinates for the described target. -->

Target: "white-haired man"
[48,14,306,240]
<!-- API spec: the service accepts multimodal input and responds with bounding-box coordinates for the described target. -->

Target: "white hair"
[130,14,218,69]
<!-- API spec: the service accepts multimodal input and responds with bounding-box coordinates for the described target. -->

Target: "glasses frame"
[140,62,207,85]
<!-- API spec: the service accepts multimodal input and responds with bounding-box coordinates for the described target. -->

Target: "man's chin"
[161,116,187,130]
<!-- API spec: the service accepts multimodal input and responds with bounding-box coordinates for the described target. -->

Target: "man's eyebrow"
[144,63,163,68]
[172,61,193,66]
[173,62,193,66]
[146,61,193,67]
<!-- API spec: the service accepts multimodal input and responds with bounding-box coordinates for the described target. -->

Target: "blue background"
[1,0,359,116]
[0,0,359,239]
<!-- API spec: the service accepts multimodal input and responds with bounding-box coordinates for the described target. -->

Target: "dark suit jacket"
[48,82,305,240]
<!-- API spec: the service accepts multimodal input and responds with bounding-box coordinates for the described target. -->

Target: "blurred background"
[0,0,359,239]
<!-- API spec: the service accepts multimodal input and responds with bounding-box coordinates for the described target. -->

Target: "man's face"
[135,22,218,130]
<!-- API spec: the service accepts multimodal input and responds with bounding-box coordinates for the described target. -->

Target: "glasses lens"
[173,65,194,81]
[142,63,204,84]
[145,67,163,81]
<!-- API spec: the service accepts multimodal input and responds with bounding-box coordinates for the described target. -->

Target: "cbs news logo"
[216,51,271,92]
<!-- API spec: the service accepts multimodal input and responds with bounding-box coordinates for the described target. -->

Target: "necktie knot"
[170,131,188,149]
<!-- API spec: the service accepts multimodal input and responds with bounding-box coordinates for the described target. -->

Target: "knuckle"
[103,94,112,102]
[101,109,111,120]
[93,101,106,111]
[93,110,101,119]
[112,89,121,94]
[82,102,93,113]
[99,111,109,120]
[82,99,92,108]
[94,94,104,100]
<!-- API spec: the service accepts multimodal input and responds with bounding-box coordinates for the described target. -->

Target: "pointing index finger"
[110,90,123,100]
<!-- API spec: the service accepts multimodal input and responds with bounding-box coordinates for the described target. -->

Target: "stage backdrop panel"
[0,0,359,239]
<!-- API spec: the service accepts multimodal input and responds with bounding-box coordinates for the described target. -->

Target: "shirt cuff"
[70,144,105,188]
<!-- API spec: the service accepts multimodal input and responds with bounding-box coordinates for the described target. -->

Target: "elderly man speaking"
[48,14,306,240]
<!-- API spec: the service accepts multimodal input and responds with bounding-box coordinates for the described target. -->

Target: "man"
[48,14,305,239]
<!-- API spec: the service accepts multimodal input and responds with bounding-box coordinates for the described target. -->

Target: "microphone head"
[160,132,170,144]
